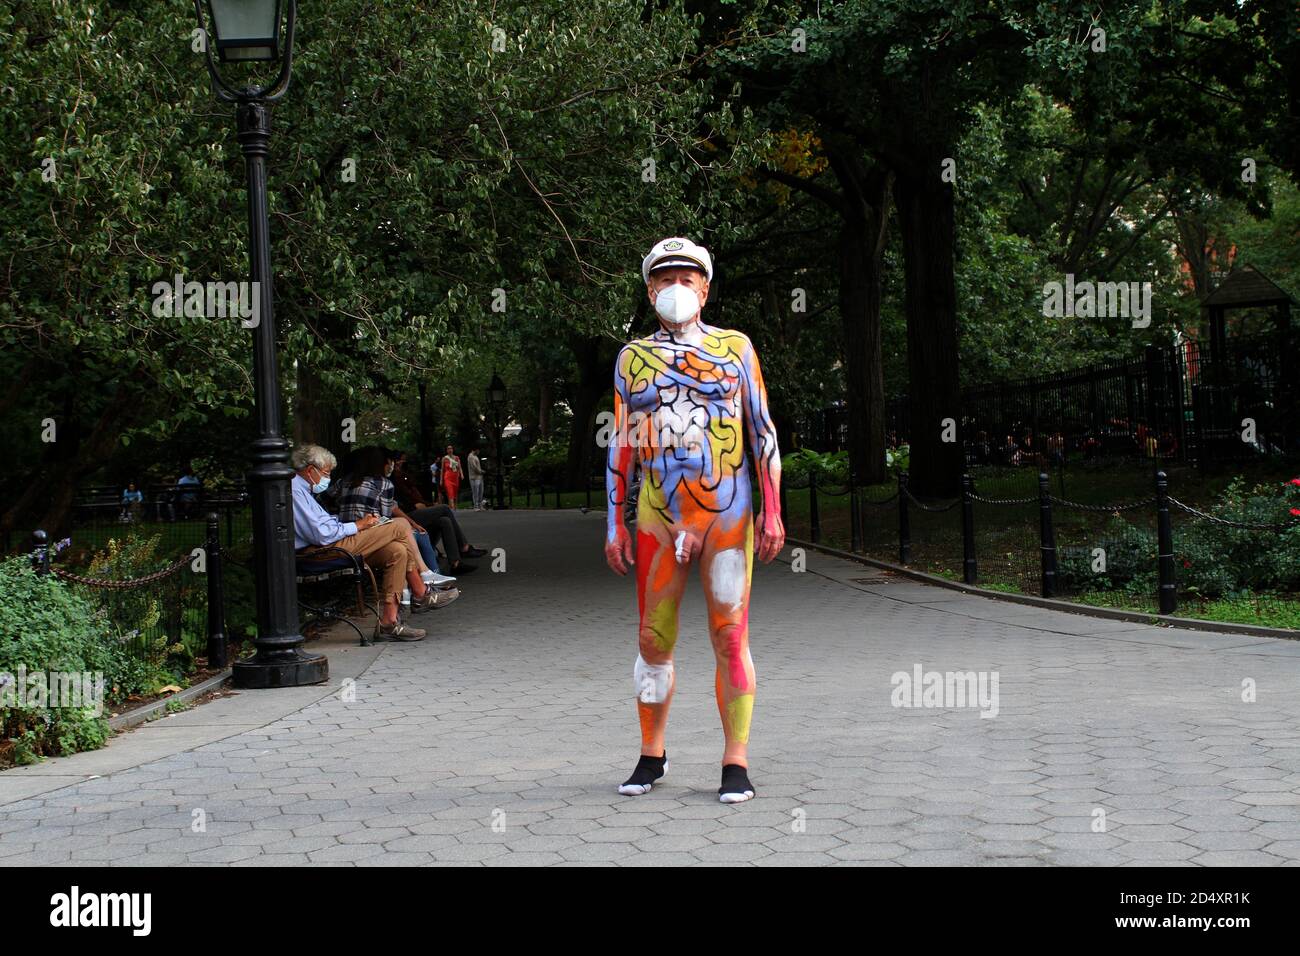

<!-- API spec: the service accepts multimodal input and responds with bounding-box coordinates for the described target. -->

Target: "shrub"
[510,437,568,489]
[0,559,120,764]
[1057,518,1155,593]
[781,448,848,486]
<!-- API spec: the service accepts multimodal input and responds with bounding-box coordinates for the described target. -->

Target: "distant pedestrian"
[468,447,484,510]
[441,445,463,510]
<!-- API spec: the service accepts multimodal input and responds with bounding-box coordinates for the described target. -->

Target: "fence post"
[780,476,789,527]
[226,504,234,548]
[32,529,50,575]
[206,513,228,669]
[809,470,821,544]
[897,471,911,565]
[1038,471,1058,598]
[962,473,977,585]
[556,484,562,509]
[1155,470,1178,615]
[527,486,532,508]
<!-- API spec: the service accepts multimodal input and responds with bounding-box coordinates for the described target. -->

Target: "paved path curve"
[3,509,1300,866]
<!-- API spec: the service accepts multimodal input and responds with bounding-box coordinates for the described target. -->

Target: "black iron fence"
[28,515,230,673]
[3,486,252,559]
[781,465,1298,618]
[802,331,1300,470]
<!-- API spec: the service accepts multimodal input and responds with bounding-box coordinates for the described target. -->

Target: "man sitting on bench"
[291,443,458,642]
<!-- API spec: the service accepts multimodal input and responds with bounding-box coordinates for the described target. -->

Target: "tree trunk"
[538,378,552,439]
[3,383,136,538]
[894,165,962,496]
[831,155,891,485]
[293,360,345,455]
[563,336,615,490]
[417,381,432,461]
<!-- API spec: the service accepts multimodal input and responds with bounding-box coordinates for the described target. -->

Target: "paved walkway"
[3,509,1300,866]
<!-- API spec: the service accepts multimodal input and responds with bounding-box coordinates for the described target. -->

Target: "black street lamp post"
[194,0,326,688]
[486,373,508,509]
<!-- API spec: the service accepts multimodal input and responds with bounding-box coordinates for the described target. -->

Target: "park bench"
[294,546,381,647]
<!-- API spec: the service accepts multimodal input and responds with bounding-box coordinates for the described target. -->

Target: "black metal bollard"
[962,473,978,585]
[556,484,562,509]
[1038,471,1058,598]
[32,529,50,575]
[897,471,911,565]
[809,470,821,544]
[585,474,592,511]
[206,514,228,669]
[1155,470,1177,614]
[226,505,234,548]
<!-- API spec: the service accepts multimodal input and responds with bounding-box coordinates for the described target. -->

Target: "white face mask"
[653,283,701,325]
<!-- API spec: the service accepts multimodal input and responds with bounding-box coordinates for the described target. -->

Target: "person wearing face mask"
[332,446,456,589]
[291,443,459,642]
[605,236,785,804]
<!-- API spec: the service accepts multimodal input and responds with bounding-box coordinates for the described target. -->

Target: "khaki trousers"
[301,523,420,605]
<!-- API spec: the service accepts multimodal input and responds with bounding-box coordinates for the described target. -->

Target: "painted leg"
[634,510,690,758]
[700,515,755,768]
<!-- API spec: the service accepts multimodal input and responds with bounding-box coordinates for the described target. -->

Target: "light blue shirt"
[291,473,357,550]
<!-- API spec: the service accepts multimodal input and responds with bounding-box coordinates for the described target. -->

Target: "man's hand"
[356,514,381,531]
[605,523,636,575]
[755,510,785,564]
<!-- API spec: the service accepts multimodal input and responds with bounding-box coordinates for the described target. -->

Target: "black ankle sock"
[719,763,754,796]
[622,751,666,787]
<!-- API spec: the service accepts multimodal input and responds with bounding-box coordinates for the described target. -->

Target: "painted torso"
[615,324,754,530]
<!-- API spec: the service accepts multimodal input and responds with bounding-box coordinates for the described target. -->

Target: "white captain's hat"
[642,237,713,283]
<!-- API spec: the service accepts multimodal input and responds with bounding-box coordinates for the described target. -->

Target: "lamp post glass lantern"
[194,0,325,688]
[208,0,282,62]
[487,374,508,509]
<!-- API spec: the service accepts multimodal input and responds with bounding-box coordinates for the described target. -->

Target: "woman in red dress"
[440,445,463,509]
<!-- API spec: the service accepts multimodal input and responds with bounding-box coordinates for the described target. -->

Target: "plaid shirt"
[336,476,396,522]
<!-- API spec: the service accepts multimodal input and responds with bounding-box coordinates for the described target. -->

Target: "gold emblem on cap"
[662,240,684,251]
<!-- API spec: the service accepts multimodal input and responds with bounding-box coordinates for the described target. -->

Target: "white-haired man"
[291,443,458,642]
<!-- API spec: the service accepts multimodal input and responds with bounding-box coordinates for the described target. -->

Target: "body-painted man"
[605,237,784,803]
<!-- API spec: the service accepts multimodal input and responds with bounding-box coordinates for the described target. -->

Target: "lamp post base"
[232,649,329,689]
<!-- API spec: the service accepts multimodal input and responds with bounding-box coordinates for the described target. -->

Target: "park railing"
[800,331,1300,470]
[781,464,1299,619]
[29,514,230,674]
[3,488,252,559]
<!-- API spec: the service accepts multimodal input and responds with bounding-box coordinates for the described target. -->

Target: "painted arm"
[741,336,784,563]
[605,346,636,575]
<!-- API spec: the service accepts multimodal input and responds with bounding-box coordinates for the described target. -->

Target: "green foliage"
[886,444,910,475]
[220,541,258,642]
[510,437,568,489]
[781,448,848,486]
[1057,519,1157,594]
[1058,477,1300,599]
[0,559,118,764]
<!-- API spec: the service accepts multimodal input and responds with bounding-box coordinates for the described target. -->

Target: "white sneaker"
[421,570,457,586]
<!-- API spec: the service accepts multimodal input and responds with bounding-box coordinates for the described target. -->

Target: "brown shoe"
[374,620,426,641]
[411,587,460,613]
